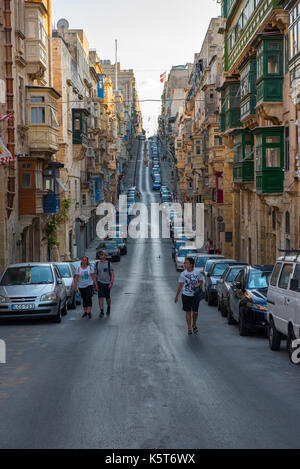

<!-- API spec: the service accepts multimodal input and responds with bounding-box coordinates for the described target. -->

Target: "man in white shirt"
[175,257,204,335]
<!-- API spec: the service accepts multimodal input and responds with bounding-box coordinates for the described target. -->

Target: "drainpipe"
[4,0,15,219]
[47,0,52,86]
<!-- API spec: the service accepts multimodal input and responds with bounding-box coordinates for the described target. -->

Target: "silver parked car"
[0,263,68,323]
[53,262,76,309]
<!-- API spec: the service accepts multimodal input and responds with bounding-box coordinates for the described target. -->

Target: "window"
[31,96,44,103]
[268,56,279,74]
[74,118,80,131]
[227,267,243,282]
[248,270,271,289]
[272,209,276,231]
[248,192,251,219]
[278,264,293,289]
[285,211,291,235]
[31,107,45,124]
[293,264,300,282]
[214,136,222,146]
[22,173,31,188]
[82,193,87,206]
[270,263,282,286]
[266,148,281,168]
[285,126,290,171]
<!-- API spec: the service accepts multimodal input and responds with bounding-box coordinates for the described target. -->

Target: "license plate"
[11,304,35,311]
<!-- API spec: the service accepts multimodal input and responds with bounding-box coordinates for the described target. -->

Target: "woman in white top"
[74,256,98,319]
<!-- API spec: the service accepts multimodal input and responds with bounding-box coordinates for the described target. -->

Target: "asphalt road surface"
[0,142,300,449]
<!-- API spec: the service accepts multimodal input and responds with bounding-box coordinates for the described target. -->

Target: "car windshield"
[105,243,118,249]
[113,238,124,245]
[204,261,215,273]
[1,266,54,285]
[176,242,186,249]
[227,267,243,282]
[56,264,72,278]
[196,257,209,268]
[248,270,271,289]
[179,249,196,257]
[211,263,231,277]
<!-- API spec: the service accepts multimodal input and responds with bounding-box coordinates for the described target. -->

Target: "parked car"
[228,265,273,336]
[54,262,76,309]
[0,263,68,322]
[194,254,224,273]
[205,260,247,306]
[172,240,188,261]
[175,245,198,271]
[217,265,246,317]
[267,253,300,361]
[152,182,161,190]
[97,241,121,262]
[107,234,127,256]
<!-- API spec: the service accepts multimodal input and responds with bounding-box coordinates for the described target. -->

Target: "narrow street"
[0,142,300,450]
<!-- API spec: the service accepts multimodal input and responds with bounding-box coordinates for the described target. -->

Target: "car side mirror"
[235,282,242,290]
[290,278,300,292]
[57,279,63,285]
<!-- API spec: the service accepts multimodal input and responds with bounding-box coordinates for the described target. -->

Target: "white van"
[267,254,300,360]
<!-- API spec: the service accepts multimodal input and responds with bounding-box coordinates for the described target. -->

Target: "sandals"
[193,326,199,334]
[188,329,193,335]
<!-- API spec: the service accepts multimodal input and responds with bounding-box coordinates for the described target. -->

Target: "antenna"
[115,39,118,92]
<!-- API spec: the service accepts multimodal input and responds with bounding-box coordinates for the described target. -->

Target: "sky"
[52,0,221,136]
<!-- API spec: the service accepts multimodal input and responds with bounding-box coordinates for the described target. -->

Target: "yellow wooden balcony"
[28,126,59,154]
[192,157,204,169]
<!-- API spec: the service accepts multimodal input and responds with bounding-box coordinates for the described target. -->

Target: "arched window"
[285,211,290,235]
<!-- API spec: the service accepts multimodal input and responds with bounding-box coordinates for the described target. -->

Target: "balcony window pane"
[74,118,80,130]
[266,148,281,167]
[256,147,262,170]
[31,96,44,103]
[268,56,279,74]
[31,107,45,124]
[266,136,281,144]
[27,21,36,38]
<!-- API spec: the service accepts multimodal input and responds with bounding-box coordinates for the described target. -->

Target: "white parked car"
[267,253,300,362]
[175,245,198,271]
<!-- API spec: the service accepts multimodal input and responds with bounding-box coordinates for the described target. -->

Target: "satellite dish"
[57,18,69,30]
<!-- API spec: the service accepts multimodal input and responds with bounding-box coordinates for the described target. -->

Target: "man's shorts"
[98,282,111,299]
[182,294,201,312]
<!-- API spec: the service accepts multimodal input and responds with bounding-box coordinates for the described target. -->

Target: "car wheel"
[268,318,281,351]
[287,326,298,364]
[220,299,227,318]
[61,302,68,317]
[227,306,236,325]
[238,308,248,336]
[69,294,76,310]
[208,292,214,306]
[53,304,62,323]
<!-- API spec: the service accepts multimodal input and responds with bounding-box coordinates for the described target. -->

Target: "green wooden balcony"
[225,0,281,72]
[234,160,254,183]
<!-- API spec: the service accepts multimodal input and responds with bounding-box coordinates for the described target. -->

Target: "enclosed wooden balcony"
[27,86,60,155]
